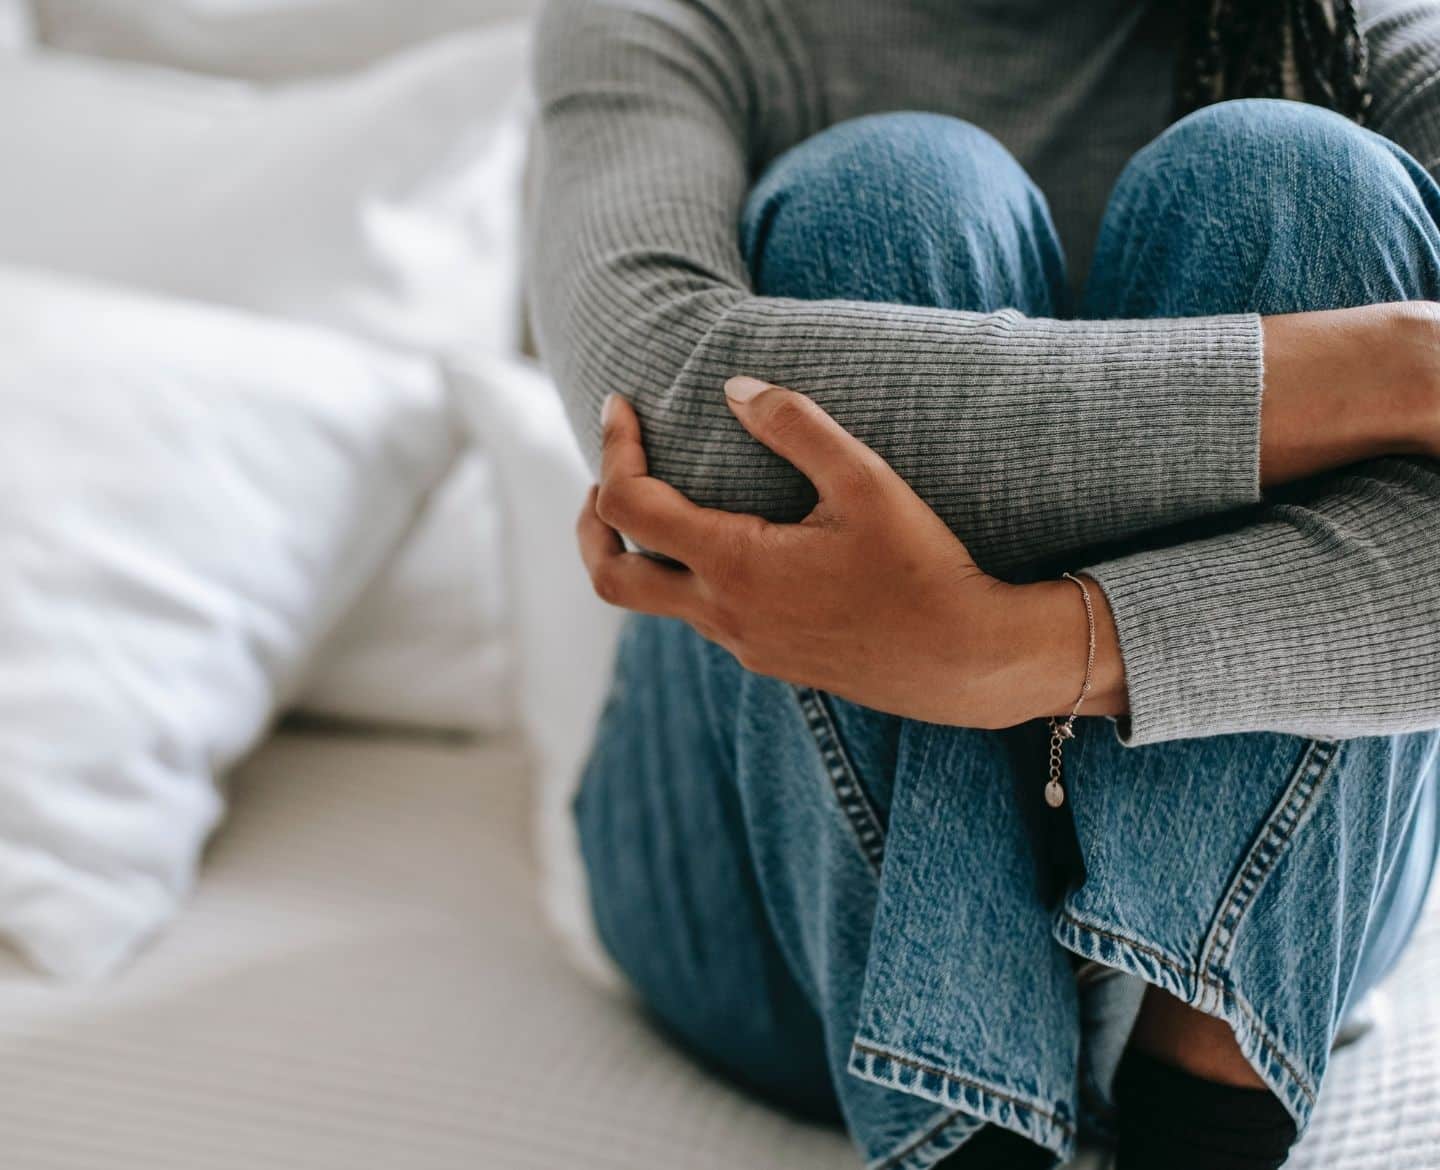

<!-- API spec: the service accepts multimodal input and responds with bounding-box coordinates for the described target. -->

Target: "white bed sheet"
[0,729,1432,1169]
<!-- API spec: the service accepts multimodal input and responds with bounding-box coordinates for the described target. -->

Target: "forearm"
[634,301,1267,577]
[539,188,1272,577]
[1015,453,1440,744]
[1044,3,1440,741]
[965,299,1440,731]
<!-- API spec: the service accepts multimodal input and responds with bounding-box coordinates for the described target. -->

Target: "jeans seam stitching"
[795,686,886,873]
[873,1109,969,1170]
[1199,739,1339,980]
[852,1040,1077,1136]
[1056,911,1191,976]
[1226,981,1318,1106]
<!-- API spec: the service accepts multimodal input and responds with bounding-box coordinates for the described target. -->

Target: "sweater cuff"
[1082,545,1234,747]
[1082,519,1333,747]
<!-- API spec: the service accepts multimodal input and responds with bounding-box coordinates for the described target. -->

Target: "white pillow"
[454,354,623,988]
[0,265,453,980]
[35,0,536,80]
[0,25,530,357]
[298,447,515,733]
[0,31,530,733]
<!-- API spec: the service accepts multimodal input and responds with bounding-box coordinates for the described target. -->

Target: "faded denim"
[575,100,1440,1168]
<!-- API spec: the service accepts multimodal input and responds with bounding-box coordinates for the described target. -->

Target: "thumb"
[724,376,891,505]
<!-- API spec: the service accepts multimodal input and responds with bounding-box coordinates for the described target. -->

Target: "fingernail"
[725,376,772,405]
[601,393,620,425]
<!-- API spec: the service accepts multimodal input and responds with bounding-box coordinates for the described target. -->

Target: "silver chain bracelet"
[1045,572,1096,810]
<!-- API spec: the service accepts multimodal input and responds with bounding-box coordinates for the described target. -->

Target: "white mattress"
[0,729,1433,1169]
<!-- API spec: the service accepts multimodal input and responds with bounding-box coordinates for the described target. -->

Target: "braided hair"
[1175,0,1371,124]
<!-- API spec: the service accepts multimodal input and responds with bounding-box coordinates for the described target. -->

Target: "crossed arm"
[580,351,1440,731]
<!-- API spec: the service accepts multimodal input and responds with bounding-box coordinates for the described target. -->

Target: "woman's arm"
[1080,7,1440,743]
[579,385,1440,738]
[532,0,1270,576]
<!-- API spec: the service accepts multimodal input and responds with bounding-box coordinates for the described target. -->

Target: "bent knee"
[1098,99,1440,313]
[1124,98,1431,229]
[750,112,1028,204]
[741,112,1064,310]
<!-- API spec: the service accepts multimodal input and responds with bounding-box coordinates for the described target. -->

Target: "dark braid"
[1175,0,1372,125]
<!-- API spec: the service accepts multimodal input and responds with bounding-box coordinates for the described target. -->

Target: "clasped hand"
[577,377,1124,727]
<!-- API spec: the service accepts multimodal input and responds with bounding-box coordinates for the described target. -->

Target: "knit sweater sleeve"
[1084,4,1440,745]
[528,0,1265,577]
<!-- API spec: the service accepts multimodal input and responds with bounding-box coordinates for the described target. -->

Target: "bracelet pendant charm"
[1044,572,1097,812]
[1045,718,1071,809]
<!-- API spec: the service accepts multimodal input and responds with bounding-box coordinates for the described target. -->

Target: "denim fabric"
[575,101,1440,1168]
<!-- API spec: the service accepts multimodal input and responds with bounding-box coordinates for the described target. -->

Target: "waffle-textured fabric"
[528,0,1440,745]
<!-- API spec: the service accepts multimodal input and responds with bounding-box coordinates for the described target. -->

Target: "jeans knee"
[1135,99,1423,216]
[741,112,1065,313]
[1094,99,1440,314]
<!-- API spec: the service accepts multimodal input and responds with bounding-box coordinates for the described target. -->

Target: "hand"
[577,378,1127,728]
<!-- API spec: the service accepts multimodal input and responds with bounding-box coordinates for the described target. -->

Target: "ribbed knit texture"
[529,0,1440,745]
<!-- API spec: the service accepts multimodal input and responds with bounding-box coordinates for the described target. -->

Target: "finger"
[576,485,623,555]
[577,488,704,619]
[595,394,749,565]
[599,393,648,485]
[723,377,894,505]
[595,474,738,566]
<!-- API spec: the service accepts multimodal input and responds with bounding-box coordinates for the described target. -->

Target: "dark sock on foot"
[935,1124,1053,1169]
[1114,1048,1299,1170]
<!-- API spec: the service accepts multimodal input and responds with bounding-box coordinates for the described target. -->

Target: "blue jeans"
[576,100,1440,1168]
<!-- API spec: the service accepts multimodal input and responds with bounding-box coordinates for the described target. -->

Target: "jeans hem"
[849,1039,1076,1163]
[1052,911,1317,1130]
[1048,734,1342,1133]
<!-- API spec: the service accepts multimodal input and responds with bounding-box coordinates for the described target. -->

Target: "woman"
[529,1,1440,1167]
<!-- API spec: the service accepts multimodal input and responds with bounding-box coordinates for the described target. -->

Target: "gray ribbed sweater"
[529,0,1440,745]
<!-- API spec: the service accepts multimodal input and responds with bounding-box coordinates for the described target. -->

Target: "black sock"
[1114,1048,1299,1170]
[935,1124,1053,1169]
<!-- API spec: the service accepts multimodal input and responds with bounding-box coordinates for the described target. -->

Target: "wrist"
[1013,576,1128,722]
[1385,302,1440,459]
[1260,302,1440,486]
